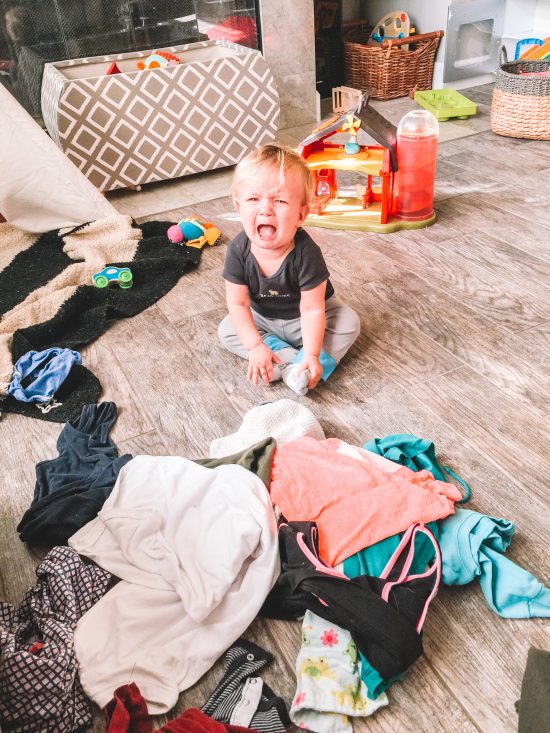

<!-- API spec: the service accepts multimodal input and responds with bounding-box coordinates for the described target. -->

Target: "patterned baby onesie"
[291,611,388,733]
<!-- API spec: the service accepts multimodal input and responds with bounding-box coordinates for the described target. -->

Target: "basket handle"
[500,45,508,66]
[381,30,444,49]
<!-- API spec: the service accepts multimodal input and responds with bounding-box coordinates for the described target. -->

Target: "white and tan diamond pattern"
[42,41,280,192]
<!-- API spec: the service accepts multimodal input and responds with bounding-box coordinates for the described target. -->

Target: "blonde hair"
[232,144,312,205]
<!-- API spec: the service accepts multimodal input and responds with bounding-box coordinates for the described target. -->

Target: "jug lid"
[397,109,439,138]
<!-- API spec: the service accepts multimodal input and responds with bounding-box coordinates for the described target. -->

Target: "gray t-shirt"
[223,228,334,319]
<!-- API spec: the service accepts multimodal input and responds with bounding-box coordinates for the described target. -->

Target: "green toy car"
[92,266,133,289]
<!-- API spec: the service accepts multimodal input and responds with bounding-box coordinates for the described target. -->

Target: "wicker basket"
[491,48,550,140]
[343,21,444,100]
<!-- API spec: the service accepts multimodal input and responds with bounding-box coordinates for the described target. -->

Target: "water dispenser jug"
[392,109,439,221]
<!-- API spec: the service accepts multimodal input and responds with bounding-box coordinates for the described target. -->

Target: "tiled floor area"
[106,85,493,221]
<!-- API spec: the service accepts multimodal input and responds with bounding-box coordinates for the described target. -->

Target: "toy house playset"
[298,93,438,233]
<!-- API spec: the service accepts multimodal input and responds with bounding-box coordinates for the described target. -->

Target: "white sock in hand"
[281,363,310,396]
[269,346,298,382]
[267,346,310,395]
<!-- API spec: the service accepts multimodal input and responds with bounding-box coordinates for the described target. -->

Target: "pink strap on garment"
[379,523,442,632]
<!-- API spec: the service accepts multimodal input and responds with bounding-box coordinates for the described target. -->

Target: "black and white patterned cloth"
[201,639,290,733]
[0,546,111,733]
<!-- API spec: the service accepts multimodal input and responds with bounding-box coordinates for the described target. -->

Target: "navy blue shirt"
[223,228,334,319]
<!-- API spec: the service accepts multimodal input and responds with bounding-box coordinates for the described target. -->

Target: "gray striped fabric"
[201,639,290,733]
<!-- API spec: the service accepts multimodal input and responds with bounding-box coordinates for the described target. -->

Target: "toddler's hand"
[298,353,323,388]
[247,343,282,385]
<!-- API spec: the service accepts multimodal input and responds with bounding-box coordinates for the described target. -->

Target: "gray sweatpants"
[218,298,361,364]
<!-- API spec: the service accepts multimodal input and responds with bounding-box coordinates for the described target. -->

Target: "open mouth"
[257,224,276,239]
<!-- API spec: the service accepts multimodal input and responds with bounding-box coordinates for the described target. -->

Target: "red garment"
[105,683,150,733]
[270,437,462,565]
[27,641,45,655]
[206,16,257,48]
[105,683,259,733]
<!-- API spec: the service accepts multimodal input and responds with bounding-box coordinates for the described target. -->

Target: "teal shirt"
[345,433,549,699]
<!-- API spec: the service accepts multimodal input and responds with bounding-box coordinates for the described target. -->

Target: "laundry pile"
[1,399,549,733]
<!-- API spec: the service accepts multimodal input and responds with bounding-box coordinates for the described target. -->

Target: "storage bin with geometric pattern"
[41,40,280,191]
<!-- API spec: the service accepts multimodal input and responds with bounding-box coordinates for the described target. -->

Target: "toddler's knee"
[217,316,233,348]
[347,306,361,342]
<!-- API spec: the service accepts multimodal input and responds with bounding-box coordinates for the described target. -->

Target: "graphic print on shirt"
[258,288,291,299]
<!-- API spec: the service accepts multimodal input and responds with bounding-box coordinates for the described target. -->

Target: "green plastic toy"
[92,266,133,289]
[414,89,477,121]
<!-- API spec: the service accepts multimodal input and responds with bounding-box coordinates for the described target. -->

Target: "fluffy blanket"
[0,216,202,421]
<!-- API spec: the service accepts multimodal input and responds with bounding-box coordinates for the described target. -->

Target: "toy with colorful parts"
[414,89,477,121]
[515,38,543,60]
[137,51,181,70]
[166,216,222,248]
[368,11,414,47]
[341,114,361,154]
[92,266,133,289]
[297,93,438,233]
[519,36,550,60]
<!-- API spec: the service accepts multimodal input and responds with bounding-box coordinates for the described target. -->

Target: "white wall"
[501,0,549,59]
[534,0,550,29]
[503,0,538,33]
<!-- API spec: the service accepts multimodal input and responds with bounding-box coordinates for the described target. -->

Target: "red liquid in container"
[392,117,438,221]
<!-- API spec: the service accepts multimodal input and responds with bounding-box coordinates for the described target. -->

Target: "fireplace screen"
[0,0,260,120]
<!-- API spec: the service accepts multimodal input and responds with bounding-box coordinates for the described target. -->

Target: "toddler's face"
[234,165,309,253]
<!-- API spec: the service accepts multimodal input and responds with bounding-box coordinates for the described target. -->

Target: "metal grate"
[0,0,259,119]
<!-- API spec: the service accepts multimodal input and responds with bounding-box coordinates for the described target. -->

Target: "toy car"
[166,216,222,248]
[92,266,133,289]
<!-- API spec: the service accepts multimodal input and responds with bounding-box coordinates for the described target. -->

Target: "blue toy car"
[92,266,133,289]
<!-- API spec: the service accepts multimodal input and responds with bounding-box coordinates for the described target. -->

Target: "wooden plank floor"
[1,115,550,731]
